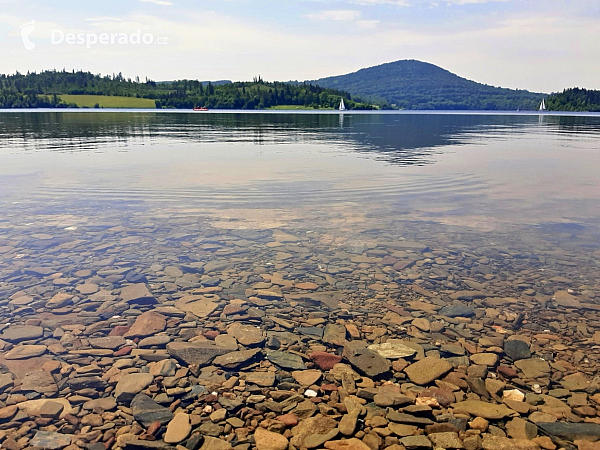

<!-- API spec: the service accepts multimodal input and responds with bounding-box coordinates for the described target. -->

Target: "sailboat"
[339,98,346,111]
[539,99,546,111]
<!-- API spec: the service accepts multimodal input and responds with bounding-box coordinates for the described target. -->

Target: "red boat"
[193,107,209,111]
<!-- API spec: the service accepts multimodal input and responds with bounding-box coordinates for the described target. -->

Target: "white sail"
[339,98,346,111]
[539,99,546,111]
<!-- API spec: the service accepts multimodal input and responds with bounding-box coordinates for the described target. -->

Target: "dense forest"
[309,60,544,110]
[0,70,373,109]
[546,88,600,111]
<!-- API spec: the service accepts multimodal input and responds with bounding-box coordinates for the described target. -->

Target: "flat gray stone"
[30,431,72,449]
[114,373,154,403]
[266,350,307,370]
[0,325,43,343]
[120,283,156,305]
[167,341,231,366]
[131,393,174,427]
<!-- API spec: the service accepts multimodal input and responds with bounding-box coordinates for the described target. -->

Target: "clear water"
[0,111,599,305]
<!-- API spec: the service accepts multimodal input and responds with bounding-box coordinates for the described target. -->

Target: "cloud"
[305,10,362,21]
[357,19,380,28]
[85,17,122,22]
[350,0,409,5]
[139,0,173,6]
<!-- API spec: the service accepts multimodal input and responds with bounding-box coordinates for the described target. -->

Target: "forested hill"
[310,60,544,110]
[546,88,600,111]
[0,70,371,109]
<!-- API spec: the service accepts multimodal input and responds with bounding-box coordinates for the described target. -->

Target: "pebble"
[0,214,597,450]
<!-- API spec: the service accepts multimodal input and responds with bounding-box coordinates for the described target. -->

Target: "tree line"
[0,70,374,110]
[546,88,600,112]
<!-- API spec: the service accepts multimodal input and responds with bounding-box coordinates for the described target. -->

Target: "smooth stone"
[167,341,231,366]
[481,435,541,450]
[266,350,307,370]
[504,340,531,361]
[514,358,551,378]
[537,422,600,441]
[30,431,72,449]
[227,323,265,346]
[213,348,261,369]
[0,325,43,343]
[149,359,178,377]
[428,432,464,449]
[39,401,64,419]
[120,283,156,304]
[175,295,217,318]
[124,311,167,338]
[139,335,171,348]
[339,409,361,435]
[304,428,339,449]
[89,336,126,349]
[404,357,453,385]
[199,436,232,450]
[452,400,515,419]
[438,305,475,318]
[20,370,58,395]
[388,423,419,437]
[83,397,117,411]
[17,398,73,419]
[254,427,289,450]
[164,413,191,443]
[131,393,174,427]
[114,373,154,403]
[324,438,372,450]
[309,351,342,370]
[4,344,47,359]
[400,435,433,449]
[346,346,390,378]
[323,324,347,346]
[368,341,417,359]
[470,353,498,367]
[245,372,276,387]
[290,415,338,448]
[214,334,238,350]
[292,369,322,386]
[0,405,18,420]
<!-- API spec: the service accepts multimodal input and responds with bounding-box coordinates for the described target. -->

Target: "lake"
[0,110,599,446]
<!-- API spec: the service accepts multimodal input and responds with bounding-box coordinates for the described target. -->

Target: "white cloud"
[357,19,380,28]
[351,0,409,5]
[85,17,122,22]
[139,0,173,6]
[305,10,362,21]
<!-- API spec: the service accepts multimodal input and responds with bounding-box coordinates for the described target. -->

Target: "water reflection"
[2,111,588,167]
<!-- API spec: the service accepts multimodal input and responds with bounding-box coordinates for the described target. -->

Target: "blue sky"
[1,0,599,92]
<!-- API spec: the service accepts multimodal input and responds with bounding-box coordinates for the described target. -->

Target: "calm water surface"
[0,111,599,302]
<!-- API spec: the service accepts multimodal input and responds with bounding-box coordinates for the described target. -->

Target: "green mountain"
[546,88,600,111]
[311,60,544,110]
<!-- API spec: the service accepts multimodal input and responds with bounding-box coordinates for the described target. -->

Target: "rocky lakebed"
[0,217,599,450]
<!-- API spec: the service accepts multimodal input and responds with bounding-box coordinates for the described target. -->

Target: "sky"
[0,0,599,93]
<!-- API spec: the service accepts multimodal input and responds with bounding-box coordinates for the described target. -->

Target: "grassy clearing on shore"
[58,95,156,109]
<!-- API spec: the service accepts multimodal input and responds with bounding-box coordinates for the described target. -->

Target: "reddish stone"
[147,421,161,436]
[309,351,342,370]
[223,304,245,315]
[498,365,518,378]
[109,325,130,336]
[203,330,220,340]
[420,387,456,407]
[380,256,398,266]
[320,384,339,392]
[113,346,132,357]
[276,413,299,427]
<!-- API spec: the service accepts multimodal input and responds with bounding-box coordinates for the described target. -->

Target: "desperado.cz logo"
[20,21,168,50]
